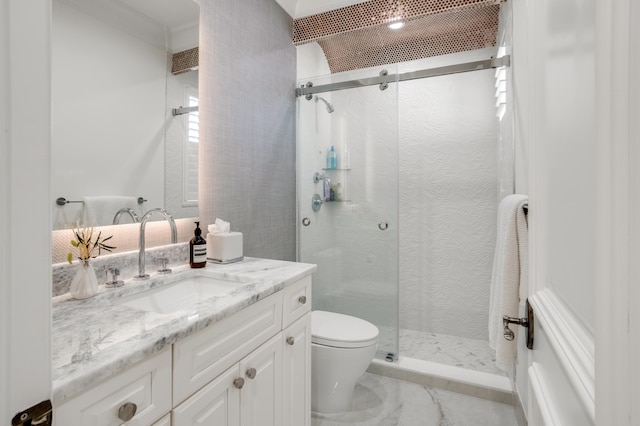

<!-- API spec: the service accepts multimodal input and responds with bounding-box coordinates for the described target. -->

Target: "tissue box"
[207,232,243,263]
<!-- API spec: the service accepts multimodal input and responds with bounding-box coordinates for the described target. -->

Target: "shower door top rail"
[295,55,510,98]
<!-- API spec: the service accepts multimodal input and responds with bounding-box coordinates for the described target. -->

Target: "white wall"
[51,1,166,228]
[0,0,53,419]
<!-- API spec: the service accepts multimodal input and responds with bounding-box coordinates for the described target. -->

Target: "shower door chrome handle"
[378,221,389,231]
[312,194,323,212]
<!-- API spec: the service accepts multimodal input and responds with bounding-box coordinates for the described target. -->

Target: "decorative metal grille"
[172,47,199,75]
[293,0,505,73]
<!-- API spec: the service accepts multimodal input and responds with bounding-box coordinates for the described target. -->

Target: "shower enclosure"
[297,66,401,360]
[297,52,512,373]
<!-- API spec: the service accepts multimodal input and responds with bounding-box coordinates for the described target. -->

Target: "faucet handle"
[105,267,124,288]
[157,258,172,275]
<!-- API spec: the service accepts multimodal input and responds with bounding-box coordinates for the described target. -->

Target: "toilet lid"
[311,311,379,348]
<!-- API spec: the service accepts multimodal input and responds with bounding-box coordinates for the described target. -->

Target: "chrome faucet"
[135,208,177,279]
[112,207,139,225]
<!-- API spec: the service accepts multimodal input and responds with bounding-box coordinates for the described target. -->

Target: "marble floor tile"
[312,373,517,426]
[400,328,506,376]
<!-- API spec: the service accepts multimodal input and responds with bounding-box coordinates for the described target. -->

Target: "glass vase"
[69,259,98,299]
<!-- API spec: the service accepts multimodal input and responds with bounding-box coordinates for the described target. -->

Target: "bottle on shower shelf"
[326,146,337,169]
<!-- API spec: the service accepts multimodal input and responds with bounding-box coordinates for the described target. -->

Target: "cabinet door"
[282,314,311,426]
[173,366,241,426]
[239,333,283,426]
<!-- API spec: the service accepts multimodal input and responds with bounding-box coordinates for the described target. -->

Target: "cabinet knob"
[233,377,245,389]
[298,295,307,304]
[246,368,257,379]
[286,336,295,346]
[117,402,137,421]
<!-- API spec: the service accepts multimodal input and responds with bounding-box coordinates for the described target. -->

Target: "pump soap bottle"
[190,222,207,268]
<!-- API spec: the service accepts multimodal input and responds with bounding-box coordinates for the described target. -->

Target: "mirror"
[51,0,200,230]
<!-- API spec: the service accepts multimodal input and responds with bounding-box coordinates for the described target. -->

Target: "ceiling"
[56,0,199,52]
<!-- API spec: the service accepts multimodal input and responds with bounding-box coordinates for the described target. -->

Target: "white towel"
[83,196,139,226]
[488,194,529,371]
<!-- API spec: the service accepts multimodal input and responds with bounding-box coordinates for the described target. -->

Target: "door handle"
[503,299,534,350]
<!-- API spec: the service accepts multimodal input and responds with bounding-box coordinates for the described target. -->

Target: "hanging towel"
[488,194,529,371]
[83,196,139,227]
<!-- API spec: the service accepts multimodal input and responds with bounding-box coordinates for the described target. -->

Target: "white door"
[0,0,53,423]
[516,0,597,423]
[239,334,283,426]
[514,0,637,424]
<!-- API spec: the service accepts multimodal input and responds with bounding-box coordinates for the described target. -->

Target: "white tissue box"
[206,232,243,263]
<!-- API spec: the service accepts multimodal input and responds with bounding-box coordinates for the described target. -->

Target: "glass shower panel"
[297,68,399,359]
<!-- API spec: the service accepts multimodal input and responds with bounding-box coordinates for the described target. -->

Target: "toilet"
[311,310,379,413]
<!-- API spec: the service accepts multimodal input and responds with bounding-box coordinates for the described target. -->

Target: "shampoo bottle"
[190,221,207,268]
[327,146,337,169]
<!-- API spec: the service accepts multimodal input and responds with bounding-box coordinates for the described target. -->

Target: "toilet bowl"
[311,310,379,414]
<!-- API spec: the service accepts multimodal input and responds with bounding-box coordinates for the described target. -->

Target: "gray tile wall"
[199,0,297,261]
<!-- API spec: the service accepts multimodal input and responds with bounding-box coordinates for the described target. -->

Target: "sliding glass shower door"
[297,69,399,359]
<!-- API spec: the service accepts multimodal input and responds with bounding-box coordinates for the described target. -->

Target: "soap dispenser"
[190,222,207,268]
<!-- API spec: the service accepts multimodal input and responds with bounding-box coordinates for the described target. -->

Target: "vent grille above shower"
[293,0,506,74]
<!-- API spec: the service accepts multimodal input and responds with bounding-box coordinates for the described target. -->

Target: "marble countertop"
[52,257,316,404]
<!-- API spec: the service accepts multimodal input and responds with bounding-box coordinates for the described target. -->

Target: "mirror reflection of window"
[184,89,199,206]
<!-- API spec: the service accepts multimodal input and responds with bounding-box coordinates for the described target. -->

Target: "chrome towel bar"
[56,197,147,206]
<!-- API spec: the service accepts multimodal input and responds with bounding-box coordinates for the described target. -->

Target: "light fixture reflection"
[388,21,405,30]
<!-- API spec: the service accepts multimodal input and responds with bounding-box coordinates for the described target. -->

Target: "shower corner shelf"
[322,167,351,171]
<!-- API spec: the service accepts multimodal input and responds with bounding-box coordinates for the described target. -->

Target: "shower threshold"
[368,329,512,404]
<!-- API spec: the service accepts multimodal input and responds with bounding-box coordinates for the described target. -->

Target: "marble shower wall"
[199,0,297,261]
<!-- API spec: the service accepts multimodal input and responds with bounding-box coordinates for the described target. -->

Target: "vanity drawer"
[173,291,283,405]
[282,276,311,328]
[55,348,171,426]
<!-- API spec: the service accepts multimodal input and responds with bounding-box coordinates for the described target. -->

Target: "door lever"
[502,299,534,350]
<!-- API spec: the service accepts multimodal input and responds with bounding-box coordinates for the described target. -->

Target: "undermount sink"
[121,275,241,314]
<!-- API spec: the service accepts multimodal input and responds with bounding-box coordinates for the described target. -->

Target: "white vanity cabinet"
[54,348,172,426]
[54,275,312,426]
[173,333,283,426]
[173,276,311,426]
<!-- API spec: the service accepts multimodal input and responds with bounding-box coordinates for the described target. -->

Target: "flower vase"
[69,259,98,299]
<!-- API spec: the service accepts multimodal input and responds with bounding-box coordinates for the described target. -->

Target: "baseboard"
[513,384,528,426]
